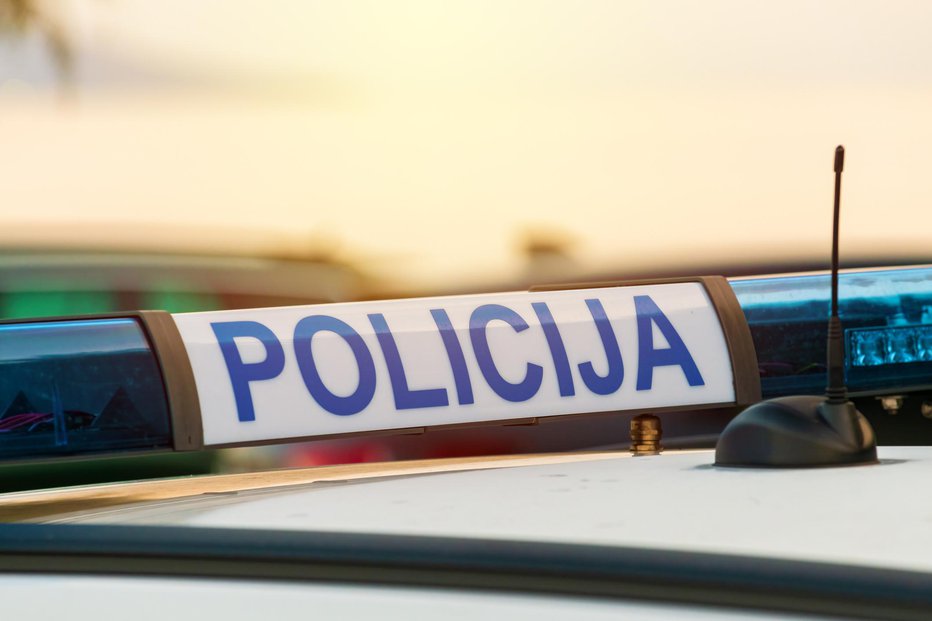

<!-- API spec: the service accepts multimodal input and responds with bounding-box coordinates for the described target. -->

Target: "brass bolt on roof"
[630,414,663,456]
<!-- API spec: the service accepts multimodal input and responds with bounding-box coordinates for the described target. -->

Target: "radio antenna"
[715,145,877,467]
[826,146,846,404]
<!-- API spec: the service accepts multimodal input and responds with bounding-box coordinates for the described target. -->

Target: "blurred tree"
[0,0,72,86]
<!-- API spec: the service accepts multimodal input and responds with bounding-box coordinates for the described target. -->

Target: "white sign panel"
[172,283,735,446]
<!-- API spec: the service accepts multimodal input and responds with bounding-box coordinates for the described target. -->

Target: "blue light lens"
[730,267,932,397]
[0,318,172,460]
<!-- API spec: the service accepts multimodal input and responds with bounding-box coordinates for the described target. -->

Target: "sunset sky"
[2,1,931,288]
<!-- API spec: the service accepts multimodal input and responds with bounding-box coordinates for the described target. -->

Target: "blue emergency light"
[731,265,932,398]
[0,318,168,461]
[0,312,200,461]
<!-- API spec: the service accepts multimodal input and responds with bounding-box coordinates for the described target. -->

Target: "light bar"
[730,266,932,397]
[4,268,930,463]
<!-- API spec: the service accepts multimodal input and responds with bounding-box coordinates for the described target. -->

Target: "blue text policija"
[211,295,706,422]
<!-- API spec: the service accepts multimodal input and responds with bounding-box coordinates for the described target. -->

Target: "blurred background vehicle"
[0,243,373,319]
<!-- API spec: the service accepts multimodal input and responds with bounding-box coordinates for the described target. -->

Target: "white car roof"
[36,446,932,573]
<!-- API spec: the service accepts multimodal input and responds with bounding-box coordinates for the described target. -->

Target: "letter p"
[211,321,286,422]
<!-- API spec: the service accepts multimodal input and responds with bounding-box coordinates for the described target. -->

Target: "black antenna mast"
[715,145,877,468]
[826,145,846,404]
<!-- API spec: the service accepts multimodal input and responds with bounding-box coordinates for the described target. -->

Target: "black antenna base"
[715,396,877,467]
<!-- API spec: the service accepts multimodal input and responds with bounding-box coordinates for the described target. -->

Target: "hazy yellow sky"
[1,1,931,288]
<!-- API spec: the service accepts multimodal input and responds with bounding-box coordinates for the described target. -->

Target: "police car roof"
[7,446,930,574]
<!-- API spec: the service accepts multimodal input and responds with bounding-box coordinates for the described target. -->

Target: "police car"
[0,156,930,619]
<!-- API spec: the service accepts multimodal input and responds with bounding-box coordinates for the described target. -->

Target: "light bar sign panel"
[173,283,735,446]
